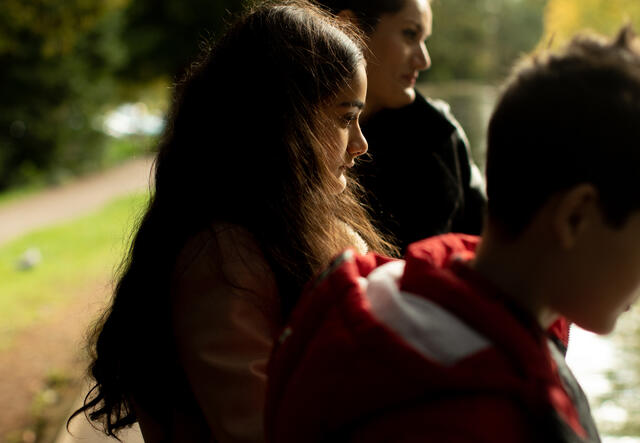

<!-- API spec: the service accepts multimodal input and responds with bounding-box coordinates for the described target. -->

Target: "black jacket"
[358,92,486,251]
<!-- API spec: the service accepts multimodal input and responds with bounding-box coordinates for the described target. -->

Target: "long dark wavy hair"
[69,0,396,437]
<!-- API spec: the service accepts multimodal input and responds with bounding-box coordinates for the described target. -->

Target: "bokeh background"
[1,0,640,441]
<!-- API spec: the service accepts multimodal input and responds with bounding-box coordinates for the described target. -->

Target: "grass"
[0,184,45,208]
[100,134,155,167]
[0,192,149,350]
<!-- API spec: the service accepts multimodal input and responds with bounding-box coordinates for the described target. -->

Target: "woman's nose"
[414,41,431,71]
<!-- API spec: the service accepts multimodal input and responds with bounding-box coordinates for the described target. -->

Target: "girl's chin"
[330,172,347,194]
[337,174,347,193]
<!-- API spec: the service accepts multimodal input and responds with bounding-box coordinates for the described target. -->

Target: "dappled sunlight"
[568,303,640,440]
[542,0,640,49]
[102,102,165,138]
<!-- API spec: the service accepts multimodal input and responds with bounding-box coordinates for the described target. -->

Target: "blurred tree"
[541,0,640,48]
[424,0,546,82]
[0,0,130,189]
[2,0,583,191]
[117,0,244,85]
[424,0,489,81]
[0,0,247,190]
[493,0,548,78]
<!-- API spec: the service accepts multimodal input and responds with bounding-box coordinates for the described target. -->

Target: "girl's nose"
[347,124,368,157]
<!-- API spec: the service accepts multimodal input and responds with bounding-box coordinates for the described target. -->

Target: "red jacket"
[266,234,598,442]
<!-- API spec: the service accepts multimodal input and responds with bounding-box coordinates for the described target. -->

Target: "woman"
[69,1,395,441]
[318,0,486,251]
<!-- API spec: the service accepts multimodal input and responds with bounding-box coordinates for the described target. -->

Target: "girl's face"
[325,62,368,193]
[363,0,432,117]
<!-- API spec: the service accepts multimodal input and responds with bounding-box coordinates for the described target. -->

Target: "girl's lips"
[339,161,355,171]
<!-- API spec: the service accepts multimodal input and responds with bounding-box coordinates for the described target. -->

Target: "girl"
[70,1,395,441]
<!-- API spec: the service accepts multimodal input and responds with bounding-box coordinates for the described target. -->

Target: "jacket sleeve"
[171,227,279,443]
[449,114,486,235]
[428,97,486,236]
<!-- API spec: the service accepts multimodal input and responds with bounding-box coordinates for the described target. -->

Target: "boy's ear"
[337,9,359,25]
[553,184,599,250]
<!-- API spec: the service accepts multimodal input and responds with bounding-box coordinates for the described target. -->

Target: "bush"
[0,0,129,190]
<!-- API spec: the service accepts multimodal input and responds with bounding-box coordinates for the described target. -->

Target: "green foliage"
[0,0,245,191]
[0,192,148,350]
[0,0,554,191]
[425,0,546,82]
[0,0,130,190]
[493,0,549,78]
[117,0,245,83]
[102,135,156,167]
[426,0,640,82]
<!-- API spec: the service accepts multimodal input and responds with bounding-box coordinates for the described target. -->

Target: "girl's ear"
[337,9,359,25]
[552,183,599,250]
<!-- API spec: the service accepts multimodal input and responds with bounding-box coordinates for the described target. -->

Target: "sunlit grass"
[0,192,149,350]
[0,184,45,208]
[101,134,156,167]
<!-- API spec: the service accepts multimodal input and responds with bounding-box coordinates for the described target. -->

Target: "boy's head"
[487,25,640,236]
[482,26,640,333]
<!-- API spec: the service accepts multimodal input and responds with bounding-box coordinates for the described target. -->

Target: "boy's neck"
[472,226,559,330]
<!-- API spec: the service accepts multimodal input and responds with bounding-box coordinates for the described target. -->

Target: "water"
[418,81,640,440]
[567,312,640,441]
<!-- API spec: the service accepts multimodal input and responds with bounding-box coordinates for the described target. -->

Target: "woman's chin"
[386,88,417,109]
[402,87,417,103]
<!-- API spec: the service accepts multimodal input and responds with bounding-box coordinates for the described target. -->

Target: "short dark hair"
[486,25,640,236]
[315,0,407,33]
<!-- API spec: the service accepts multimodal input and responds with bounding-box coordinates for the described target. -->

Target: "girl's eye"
[342,114,357,127]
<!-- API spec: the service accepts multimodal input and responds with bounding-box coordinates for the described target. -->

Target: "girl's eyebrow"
[339,100,364,109]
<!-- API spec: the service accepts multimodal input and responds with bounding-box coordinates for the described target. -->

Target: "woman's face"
[363,0,432,117]
[325,62,369,193]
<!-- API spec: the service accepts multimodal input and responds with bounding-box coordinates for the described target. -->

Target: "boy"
[266,26,640,442]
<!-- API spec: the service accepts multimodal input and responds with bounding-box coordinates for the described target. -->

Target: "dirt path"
[0,158,152,443]
[0,279,114,443]
[0,157,153,247]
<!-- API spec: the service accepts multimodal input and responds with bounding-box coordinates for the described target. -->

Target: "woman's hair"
[316,0,407,33]
[70,0,396,437]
